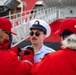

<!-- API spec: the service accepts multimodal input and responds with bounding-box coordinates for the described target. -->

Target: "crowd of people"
[0,17,76,75]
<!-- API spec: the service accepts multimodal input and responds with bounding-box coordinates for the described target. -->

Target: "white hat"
[29,19,51,37]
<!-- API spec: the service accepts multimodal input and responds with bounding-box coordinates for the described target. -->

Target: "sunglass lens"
[30,31,41,36]
[36,32,40,36]
[30,32,34,36]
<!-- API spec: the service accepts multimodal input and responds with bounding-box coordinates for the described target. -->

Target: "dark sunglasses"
[5,31,11,37]
[30,31,43,36]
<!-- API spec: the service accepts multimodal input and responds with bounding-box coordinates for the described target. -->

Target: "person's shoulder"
[43,45,55,52]
[22,45,32,50]
[49,49,66,58]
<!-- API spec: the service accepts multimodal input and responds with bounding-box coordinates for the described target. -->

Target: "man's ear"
[43,34,46,39]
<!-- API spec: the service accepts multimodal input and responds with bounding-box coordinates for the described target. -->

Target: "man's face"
[3,32,9,40]
[0,30,10,44]
[30,29,46,45]
[2,31,11,40]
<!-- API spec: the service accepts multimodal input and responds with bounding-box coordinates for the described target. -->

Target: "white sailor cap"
[29,19,51,37]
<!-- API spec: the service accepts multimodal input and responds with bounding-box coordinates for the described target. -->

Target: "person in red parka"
[31,18,76,75]
[0,17,34,75]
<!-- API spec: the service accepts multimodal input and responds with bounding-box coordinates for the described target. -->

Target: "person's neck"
[32,44,43,53]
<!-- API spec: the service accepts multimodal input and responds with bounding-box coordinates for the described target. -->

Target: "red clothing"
[31,48,76,75]
[0,40,34,75]
[10,46,19,55]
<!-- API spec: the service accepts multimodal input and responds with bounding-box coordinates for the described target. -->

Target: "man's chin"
[32,42,36,44]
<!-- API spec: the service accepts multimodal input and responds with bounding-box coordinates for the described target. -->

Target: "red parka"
[31,48,76,75]
[0,39,34,75]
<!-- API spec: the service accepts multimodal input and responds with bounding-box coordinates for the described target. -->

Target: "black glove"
[17,47,22,56]
[18,47,22,53]
[24,47,34,55]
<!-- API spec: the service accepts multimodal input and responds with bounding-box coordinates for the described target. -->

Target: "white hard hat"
[29,19,51,37]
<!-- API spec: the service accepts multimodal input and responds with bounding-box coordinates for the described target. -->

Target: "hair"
[60,29,74,40]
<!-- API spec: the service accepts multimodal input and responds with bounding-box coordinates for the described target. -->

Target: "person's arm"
[10,46,22,56]
[10,47,34,75]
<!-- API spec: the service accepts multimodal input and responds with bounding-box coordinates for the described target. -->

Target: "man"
[24,19,55,62]
[31,18,76,75]
[0,17,34,75]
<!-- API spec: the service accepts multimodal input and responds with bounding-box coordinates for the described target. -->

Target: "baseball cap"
[55,18,76,34]
[0,17,16,35]
[29,19,51,37]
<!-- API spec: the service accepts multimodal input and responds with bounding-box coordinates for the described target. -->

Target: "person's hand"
[21,47,34,65]
[24,47,34,55]
[21,47,34,63]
